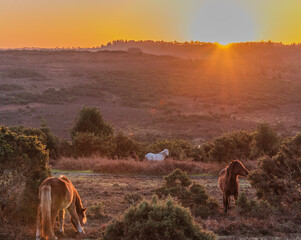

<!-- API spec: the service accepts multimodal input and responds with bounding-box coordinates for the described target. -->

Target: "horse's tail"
[40,184,52,239]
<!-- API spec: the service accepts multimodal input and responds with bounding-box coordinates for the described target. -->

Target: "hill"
[0,45,301,142]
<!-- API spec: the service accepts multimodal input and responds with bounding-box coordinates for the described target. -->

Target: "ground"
[36,170,299,240]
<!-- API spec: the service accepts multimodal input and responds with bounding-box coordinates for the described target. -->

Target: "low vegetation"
[102,196,216,240]
[55,157,212,175]
[248,133,301,206]
[0,126,50,223]
[155,169,219,218]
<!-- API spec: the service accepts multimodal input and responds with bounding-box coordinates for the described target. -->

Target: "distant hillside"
[0,48,301,142]
[100,40,301,59]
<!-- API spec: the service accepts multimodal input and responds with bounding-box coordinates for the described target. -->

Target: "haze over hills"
[0,41,301,142]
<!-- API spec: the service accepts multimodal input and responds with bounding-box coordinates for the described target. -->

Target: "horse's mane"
[225,160,242,177]
[75,188,85,213]
[60,175,84,212]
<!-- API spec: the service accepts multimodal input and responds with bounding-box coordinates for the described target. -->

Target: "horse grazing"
[218,160,249,213]
[36,175,87,240]
[145,149,169,161]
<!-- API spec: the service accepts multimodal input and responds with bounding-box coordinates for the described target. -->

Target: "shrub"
[236,193,275,219]
[113,132,142,159]
[71,106,113,140]
[0,126,50,221]
[253,122,280,157]
[124,193,143,205]
[102,196,216,240]
[147,139,193,160]
[195,130,254,162]
[248,133,301,205]
[87,202,105,219]
[155,169,218,218]
[9,121,60,159]
[73,132,115,157]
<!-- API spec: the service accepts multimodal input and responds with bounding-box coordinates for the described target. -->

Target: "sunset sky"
[1,0,301,48]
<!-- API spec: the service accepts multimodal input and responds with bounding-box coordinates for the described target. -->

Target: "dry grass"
[53,156,224,175]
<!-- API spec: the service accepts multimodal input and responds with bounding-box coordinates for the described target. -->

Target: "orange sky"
[1,0,301,48]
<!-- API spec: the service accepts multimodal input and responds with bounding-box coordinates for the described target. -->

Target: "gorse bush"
[155,169,219,218]
[195,130,254,162]
[253,122,280,157]
[71,107,142,158]
[248,133,301,206]
[194,124,280,162]
[113,132,142,159]
[102,196,216,240]
[71,106,113,140]
[236,193,275,219]
[0,126,50,221]
[9,121,60,159]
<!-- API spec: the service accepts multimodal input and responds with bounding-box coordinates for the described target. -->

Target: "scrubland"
[1,43,301,239]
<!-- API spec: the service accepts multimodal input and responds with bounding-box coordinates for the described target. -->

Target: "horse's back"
[145,153,164,161]
[39,177,72,203]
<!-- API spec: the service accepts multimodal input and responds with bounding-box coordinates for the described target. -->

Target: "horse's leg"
[68,206,85,234]
[59,209,65,234]
[223,194,227,213]
[234,192,238,207]
[227,196,231,211]
[36,205,41,240]
[50,206,59,240]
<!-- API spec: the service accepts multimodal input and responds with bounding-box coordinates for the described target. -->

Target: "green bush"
[71,106,113,140]
[147,139,193,160]
[9,121,60,159]
[113,132,142,159]
[248,133,301,205]
[195,130,254,162]
[253,122,280,157]
[73,132,115,157]
[155,169,219,218]
[102,196,216,240]
[236,193,275,219]
[0,126,50,221]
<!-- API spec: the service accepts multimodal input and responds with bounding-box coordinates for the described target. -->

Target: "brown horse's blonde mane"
[60,175,84,213]
[75,191,84,212]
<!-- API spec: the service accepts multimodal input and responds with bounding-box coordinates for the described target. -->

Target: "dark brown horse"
[36,175,87,240]
[218,160,249,213]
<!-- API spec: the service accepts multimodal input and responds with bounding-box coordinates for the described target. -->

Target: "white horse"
[145,149,169,161]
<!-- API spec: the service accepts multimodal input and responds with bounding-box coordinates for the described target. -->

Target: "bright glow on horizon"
[0,0,301,48]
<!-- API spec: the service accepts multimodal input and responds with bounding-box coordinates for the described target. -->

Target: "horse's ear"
[82,207,87,213]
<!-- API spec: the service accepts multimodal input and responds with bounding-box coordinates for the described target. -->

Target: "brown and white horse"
[36,176,87,240]
[218,160,249,213]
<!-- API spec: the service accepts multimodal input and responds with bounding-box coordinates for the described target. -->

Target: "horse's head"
[228,160,249,177]
[164,149,169,156]
[78,207,87,226]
